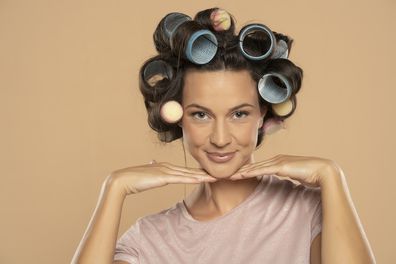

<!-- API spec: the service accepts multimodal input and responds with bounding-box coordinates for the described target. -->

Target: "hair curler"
[271,39,289,59]
[258,72,293,104]
[162,12,218,64]
[238,23,289,61]
[271,95,296,117]
[262,117,286,135]
[210,8,232,31]
[143,59,174,87]
[160,100,184,124]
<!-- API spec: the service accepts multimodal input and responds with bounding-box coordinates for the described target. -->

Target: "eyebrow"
[185,103,255,113]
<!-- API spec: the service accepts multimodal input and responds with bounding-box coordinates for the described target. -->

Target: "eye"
[233,111,249,119]
[190,110,250,120]
[190,111,209,120]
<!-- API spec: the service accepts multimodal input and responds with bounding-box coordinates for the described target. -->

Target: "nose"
[209,119,232,147]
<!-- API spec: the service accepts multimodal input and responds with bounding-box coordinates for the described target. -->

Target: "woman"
[72,7,376,264]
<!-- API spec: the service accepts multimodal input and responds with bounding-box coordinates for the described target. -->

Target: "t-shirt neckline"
[179,175,269,224]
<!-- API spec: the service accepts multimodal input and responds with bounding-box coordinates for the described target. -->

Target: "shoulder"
[266,175,322,212]
[136,202,181,228]
[118,205,178,243]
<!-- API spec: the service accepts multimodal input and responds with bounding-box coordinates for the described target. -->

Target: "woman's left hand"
[229,154,342,188]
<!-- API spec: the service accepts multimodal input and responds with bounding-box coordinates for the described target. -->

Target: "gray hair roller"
[143,60,174,86]
[258,72,292,104]
[238,23,289,60]
[238,23,291,103]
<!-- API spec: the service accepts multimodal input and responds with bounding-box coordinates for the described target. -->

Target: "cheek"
[234,122,259,144]
[182,123,207,147]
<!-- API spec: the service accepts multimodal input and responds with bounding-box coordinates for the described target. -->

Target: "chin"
[205,168,234,179]
[197,151,245,179]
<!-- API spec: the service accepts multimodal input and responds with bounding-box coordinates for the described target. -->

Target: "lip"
[206,151,236,163]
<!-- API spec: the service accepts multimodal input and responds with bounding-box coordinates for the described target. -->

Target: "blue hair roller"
[163,12,218,64]
[185,29,218,64]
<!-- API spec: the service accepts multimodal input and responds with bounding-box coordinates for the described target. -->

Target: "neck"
[185,154,262,216]
[199,176,261,214]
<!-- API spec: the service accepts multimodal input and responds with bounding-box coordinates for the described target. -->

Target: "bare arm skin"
[71,162,216,264]
[320,166,376,264]
[310,233,321,264]
[229,155,376,264]
[71,175,127,264]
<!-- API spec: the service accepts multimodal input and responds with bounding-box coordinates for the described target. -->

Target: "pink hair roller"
[262,117,286,135]
[210,9,231,31]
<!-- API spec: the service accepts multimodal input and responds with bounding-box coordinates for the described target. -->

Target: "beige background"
[0,0,394,263]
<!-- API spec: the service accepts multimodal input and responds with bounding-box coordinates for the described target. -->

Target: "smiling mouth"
[206,151,236,163]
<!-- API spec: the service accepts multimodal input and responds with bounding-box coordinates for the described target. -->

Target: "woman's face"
[180,69,267,179]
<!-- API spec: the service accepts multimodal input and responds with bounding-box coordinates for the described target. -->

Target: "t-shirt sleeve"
[309,187,323,244]
[113,219,141,263]
[300,184,323,244]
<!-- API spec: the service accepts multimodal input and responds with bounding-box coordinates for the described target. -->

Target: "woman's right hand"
[107,160,217,196]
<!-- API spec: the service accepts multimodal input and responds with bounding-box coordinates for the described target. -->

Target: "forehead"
[182,69,258,105]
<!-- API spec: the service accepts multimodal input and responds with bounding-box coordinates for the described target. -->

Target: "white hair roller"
[160,100,184,124]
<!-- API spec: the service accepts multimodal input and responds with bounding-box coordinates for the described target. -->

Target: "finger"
[242,163,281,177]
[229,171,256,181]
[252,155,283,166]
[230,162,281,180]
[236,155,282,173]
[148,161,208,176]
[241,156,283,172]
[166,175,217,184]
[162,162,209,175]
[163,167,216,181]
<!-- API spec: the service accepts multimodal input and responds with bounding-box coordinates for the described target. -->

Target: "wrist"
[103,173,128,199]
[318,160,345,188]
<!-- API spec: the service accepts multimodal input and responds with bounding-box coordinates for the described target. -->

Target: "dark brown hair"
[138,7,303,149]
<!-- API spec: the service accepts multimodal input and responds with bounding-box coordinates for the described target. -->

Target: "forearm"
[320,166,376,264]
[71,175,126,264]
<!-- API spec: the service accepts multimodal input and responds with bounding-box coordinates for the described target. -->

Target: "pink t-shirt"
[114,174,322,263]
